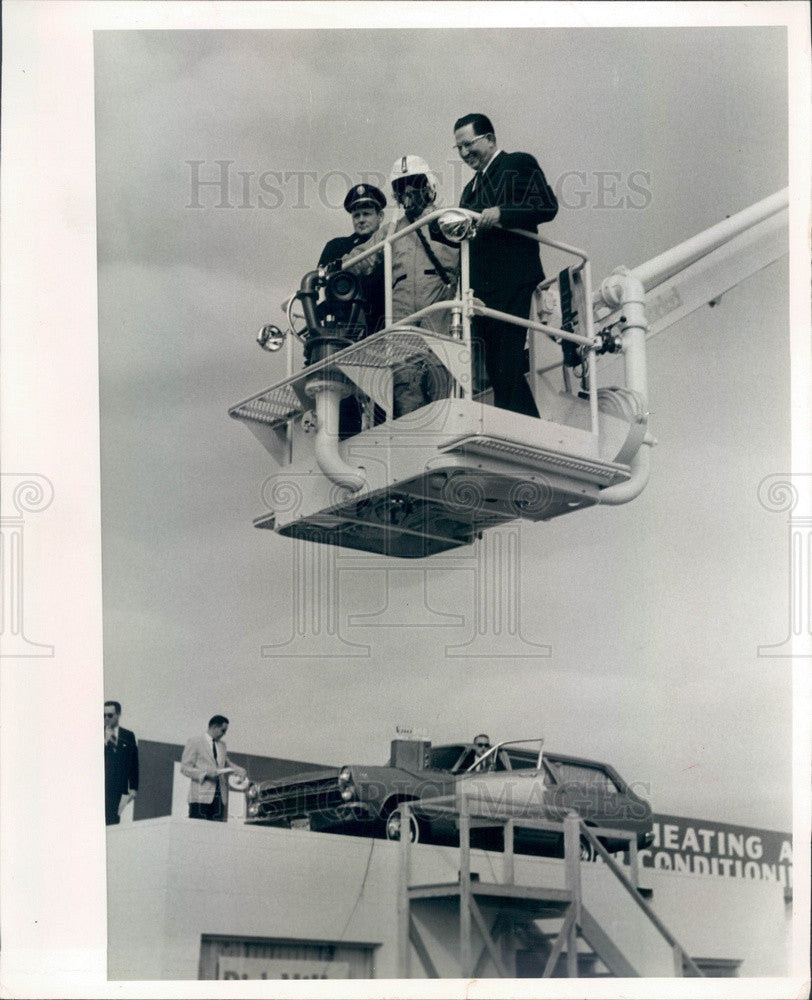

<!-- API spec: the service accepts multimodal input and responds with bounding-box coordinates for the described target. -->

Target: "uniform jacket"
[318,232,385,334]
[343,208,459,334]
[318,233,367,268]
[180,733,245,806]
[104,725,139,797]
[459,150,558,309]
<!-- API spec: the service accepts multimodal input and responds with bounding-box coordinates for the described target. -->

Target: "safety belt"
[416,228,452,286]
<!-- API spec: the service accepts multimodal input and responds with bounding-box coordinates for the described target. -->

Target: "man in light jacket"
[180,714,247,821]
[343,156,458,416]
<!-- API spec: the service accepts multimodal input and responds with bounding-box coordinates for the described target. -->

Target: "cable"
[336,836,376,944]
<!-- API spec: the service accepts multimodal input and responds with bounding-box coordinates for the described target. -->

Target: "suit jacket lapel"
[478,151,506,209]
[462,151,505,210]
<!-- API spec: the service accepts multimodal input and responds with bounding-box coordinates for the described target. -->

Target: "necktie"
[212,740,218,763]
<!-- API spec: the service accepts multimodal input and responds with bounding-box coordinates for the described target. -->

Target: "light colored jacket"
[343,208,459,334]
[180,733,246,805]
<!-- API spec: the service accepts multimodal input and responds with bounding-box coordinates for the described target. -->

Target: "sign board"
[635,814,792,888]
[217,956,350,980]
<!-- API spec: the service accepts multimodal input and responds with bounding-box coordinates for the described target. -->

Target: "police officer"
[318,184,387,334]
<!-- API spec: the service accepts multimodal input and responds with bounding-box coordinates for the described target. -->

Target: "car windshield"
[429,745,469,771]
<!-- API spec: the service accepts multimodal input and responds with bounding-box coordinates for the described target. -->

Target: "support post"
[397,803,411,978]
[581,259,600,436]
[599,269,649,408]
[383,240,393,329]
[628,837,639,889]
[460,239,471,353]
[503,818,515,885]
[563,812,582,978]
[459,795,472,978]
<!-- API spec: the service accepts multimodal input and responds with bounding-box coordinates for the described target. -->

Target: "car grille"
[256,776,343,821]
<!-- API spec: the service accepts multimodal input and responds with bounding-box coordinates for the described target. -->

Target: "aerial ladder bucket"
[229,190,788,558]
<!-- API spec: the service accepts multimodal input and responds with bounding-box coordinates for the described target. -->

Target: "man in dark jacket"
[104,700,139,825]
[454,113,558,417]
[318,183,387,335]
[315,183,388,438]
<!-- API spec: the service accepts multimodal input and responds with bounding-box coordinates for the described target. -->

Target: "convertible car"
[243,738,654,858]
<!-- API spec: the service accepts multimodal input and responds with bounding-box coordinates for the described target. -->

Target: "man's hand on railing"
[476,206,501,231]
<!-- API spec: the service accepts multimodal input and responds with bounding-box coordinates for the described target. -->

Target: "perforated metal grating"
[229,329,459,428]
[232,384,302,424]
[443,436,629,485]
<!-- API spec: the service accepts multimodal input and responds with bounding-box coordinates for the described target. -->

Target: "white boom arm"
[595,188,788,338]
[575,188,786,506]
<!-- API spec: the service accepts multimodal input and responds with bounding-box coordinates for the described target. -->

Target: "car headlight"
[246,783,259,800]
[247,802,260,817]
[337,765,355,801]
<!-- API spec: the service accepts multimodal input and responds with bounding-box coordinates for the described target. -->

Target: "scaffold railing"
[396,796,704,979]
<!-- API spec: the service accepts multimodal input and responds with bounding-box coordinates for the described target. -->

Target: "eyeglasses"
[474,742,490,750]
[453,136,488,155]
[104,711,116,717]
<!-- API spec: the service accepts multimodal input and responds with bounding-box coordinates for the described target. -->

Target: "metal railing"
[577,817,704,976]
[335,207,602,434]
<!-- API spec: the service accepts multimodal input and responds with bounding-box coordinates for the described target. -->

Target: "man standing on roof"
[104,700,139,825]
[181,714,247,822]
[454,113,558,417]
[318,183,387,334]
[343,156,459,415]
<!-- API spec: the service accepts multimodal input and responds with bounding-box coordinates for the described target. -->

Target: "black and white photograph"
[1,2,809,997]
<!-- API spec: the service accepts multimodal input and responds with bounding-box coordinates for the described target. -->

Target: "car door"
[545,759,624,828]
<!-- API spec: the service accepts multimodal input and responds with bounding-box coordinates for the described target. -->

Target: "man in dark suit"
[454,113,558,416]
[104,700,139,826]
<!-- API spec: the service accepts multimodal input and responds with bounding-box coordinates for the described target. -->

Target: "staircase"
[396,801,704,978]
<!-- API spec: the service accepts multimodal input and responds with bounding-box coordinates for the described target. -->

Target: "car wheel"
[579,834,598,862]
[384,805,420,843]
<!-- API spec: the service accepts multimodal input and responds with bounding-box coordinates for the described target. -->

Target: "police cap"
[344,184,386,213]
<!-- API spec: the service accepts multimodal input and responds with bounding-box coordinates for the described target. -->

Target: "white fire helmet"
[389,155,438,202]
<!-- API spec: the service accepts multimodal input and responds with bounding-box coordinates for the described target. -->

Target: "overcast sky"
[94,24,793,830]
